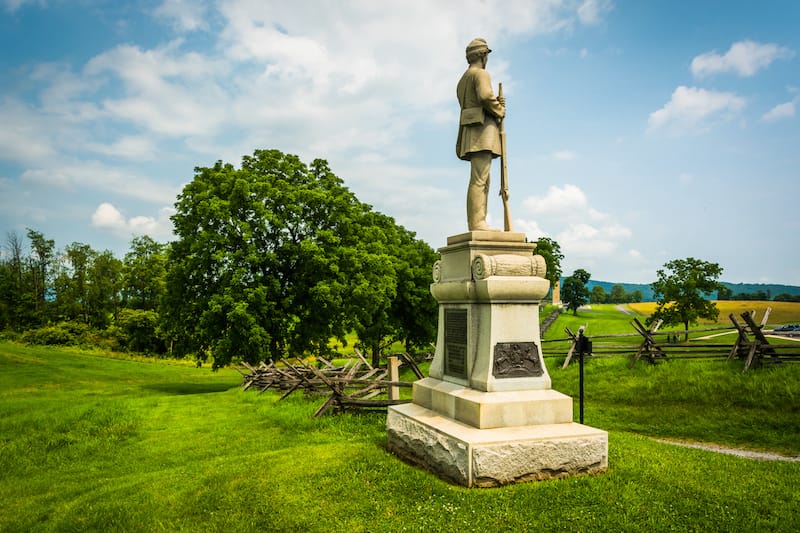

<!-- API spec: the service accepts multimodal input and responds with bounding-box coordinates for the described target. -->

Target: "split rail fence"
[237,349,424,416]
[547,310,800,372]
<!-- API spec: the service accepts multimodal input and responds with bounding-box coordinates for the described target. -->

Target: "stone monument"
[385,38,607,487]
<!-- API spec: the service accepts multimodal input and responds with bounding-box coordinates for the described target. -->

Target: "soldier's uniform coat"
[456,65,505,161]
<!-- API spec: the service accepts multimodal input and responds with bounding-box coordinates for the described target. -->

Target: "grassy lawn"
[2,327,800,531]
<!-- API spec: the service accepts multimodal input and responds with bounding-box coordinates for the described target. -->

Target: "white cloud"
[154,0,209,32]
[552,149,577,160]
[92,202,127,228]
[556,222,629,257]
[515,218,548,240]
[577,0,613,26]
[85,42,229,138]
[648,86,746,133]
[88,135,158,160]
[91,203,175,239]
[523,184,588,215]
[691,40,794,78]
[2,0,44,12]
[21,161,179,204]
[518,183,632,265]
[0,98,56,162]
[762,101,795,122]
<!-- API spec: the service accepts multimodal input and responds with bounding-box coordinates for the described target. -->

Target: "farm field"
[2,302,800,532]
[627,300,800,328]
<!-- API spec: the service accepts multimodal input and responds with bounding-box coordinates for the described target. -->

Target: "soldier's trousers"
[467,151,492,230]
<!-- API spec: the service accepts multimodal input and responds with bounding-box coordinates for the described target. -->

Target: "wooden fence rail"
[237,352,422,416]
[544,311,800,372]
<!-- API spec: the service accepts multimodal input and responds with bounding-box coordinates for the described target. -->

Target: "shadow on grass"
[142,382,239,395]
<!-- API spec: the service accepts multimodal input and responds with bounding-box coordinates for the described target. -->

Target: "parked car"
[774,324,800,332]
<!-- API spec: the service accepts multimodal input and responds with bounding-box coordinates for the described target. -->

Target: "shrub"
[115,309,166,354]
[21,322,89,346]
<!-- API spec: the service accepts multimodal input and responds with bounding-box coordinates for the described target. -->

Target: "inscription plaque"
[444,309,468,379]
[492,342,543,378]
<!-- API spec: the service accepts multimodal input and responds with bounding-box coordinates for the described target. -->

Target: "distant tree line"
[716,286,800,302]
[589,284,643,305]
[0,150,439,368]
[0,230,169,353]
[774,293,800,302]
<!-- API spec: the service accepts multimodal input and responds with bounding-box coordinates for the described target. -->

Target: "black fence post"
[577,328,592,425]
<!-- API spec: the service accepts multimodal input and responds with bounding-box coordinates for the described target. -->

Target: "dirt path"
[693,331,800,342]
[654,439,800,462]
[695,331,738,340]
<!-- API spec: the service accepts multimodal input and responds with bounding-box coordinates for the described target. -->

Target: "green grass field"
[3,302,800,532]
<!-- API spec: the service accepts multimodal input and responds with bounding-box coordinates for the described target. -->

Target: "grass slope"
[2,339,799,532]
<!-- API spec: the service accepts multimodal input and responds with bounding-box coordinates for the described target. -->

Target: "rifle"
[498,83,513,232]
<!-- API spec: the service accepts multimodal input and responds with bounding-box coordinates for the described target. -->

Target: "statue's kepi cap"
[466,38,491,56]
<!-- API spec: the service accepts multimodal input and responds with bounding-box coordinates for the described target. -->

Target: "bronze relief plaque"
[492,342,543,378]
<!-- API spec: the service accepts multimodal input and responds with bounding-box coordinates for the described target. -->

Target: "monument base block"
[387,403,608,488]
[413,377,573,429]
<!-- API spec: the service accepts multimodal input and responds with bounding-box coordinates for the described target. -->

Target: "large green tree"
[163,149,435,368]
[27,228,55,321]
[87,250,123,328]
[122,235,167,311]
[54,243,122,328]
[609,284,627,303]
[562,268,591,315]
[58,242,96,324]
[0,232,36,329]
[590,285,607,304]
[650,257,724,341]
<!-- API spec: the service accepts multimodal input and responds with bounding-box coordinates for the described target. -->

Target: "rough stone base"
[387,403,608,487]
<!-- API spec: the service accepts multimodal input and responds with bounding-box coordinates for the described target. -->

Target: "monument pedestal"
[387,231,607,487]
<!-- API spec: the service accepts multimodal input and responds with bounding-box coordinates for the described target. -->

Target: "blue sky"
[1,0,798,285]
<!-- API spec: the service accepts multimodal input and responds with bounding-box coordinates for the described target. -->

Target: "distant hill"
[566,279,800,303]
[718,282,800,300]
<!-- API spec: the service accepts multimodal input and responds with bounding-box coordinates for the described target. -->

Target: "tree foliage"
[0,232,36,329]
[162,149,436,368]
[562,269,591,315]
[123,236,167,311]
[1,230,163,352]
[774,293,800,302]
[534,237,563,290]
[348,211,438,365]
[650,257,724,340]
[27,229,55,321]
[590,285,606,304]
